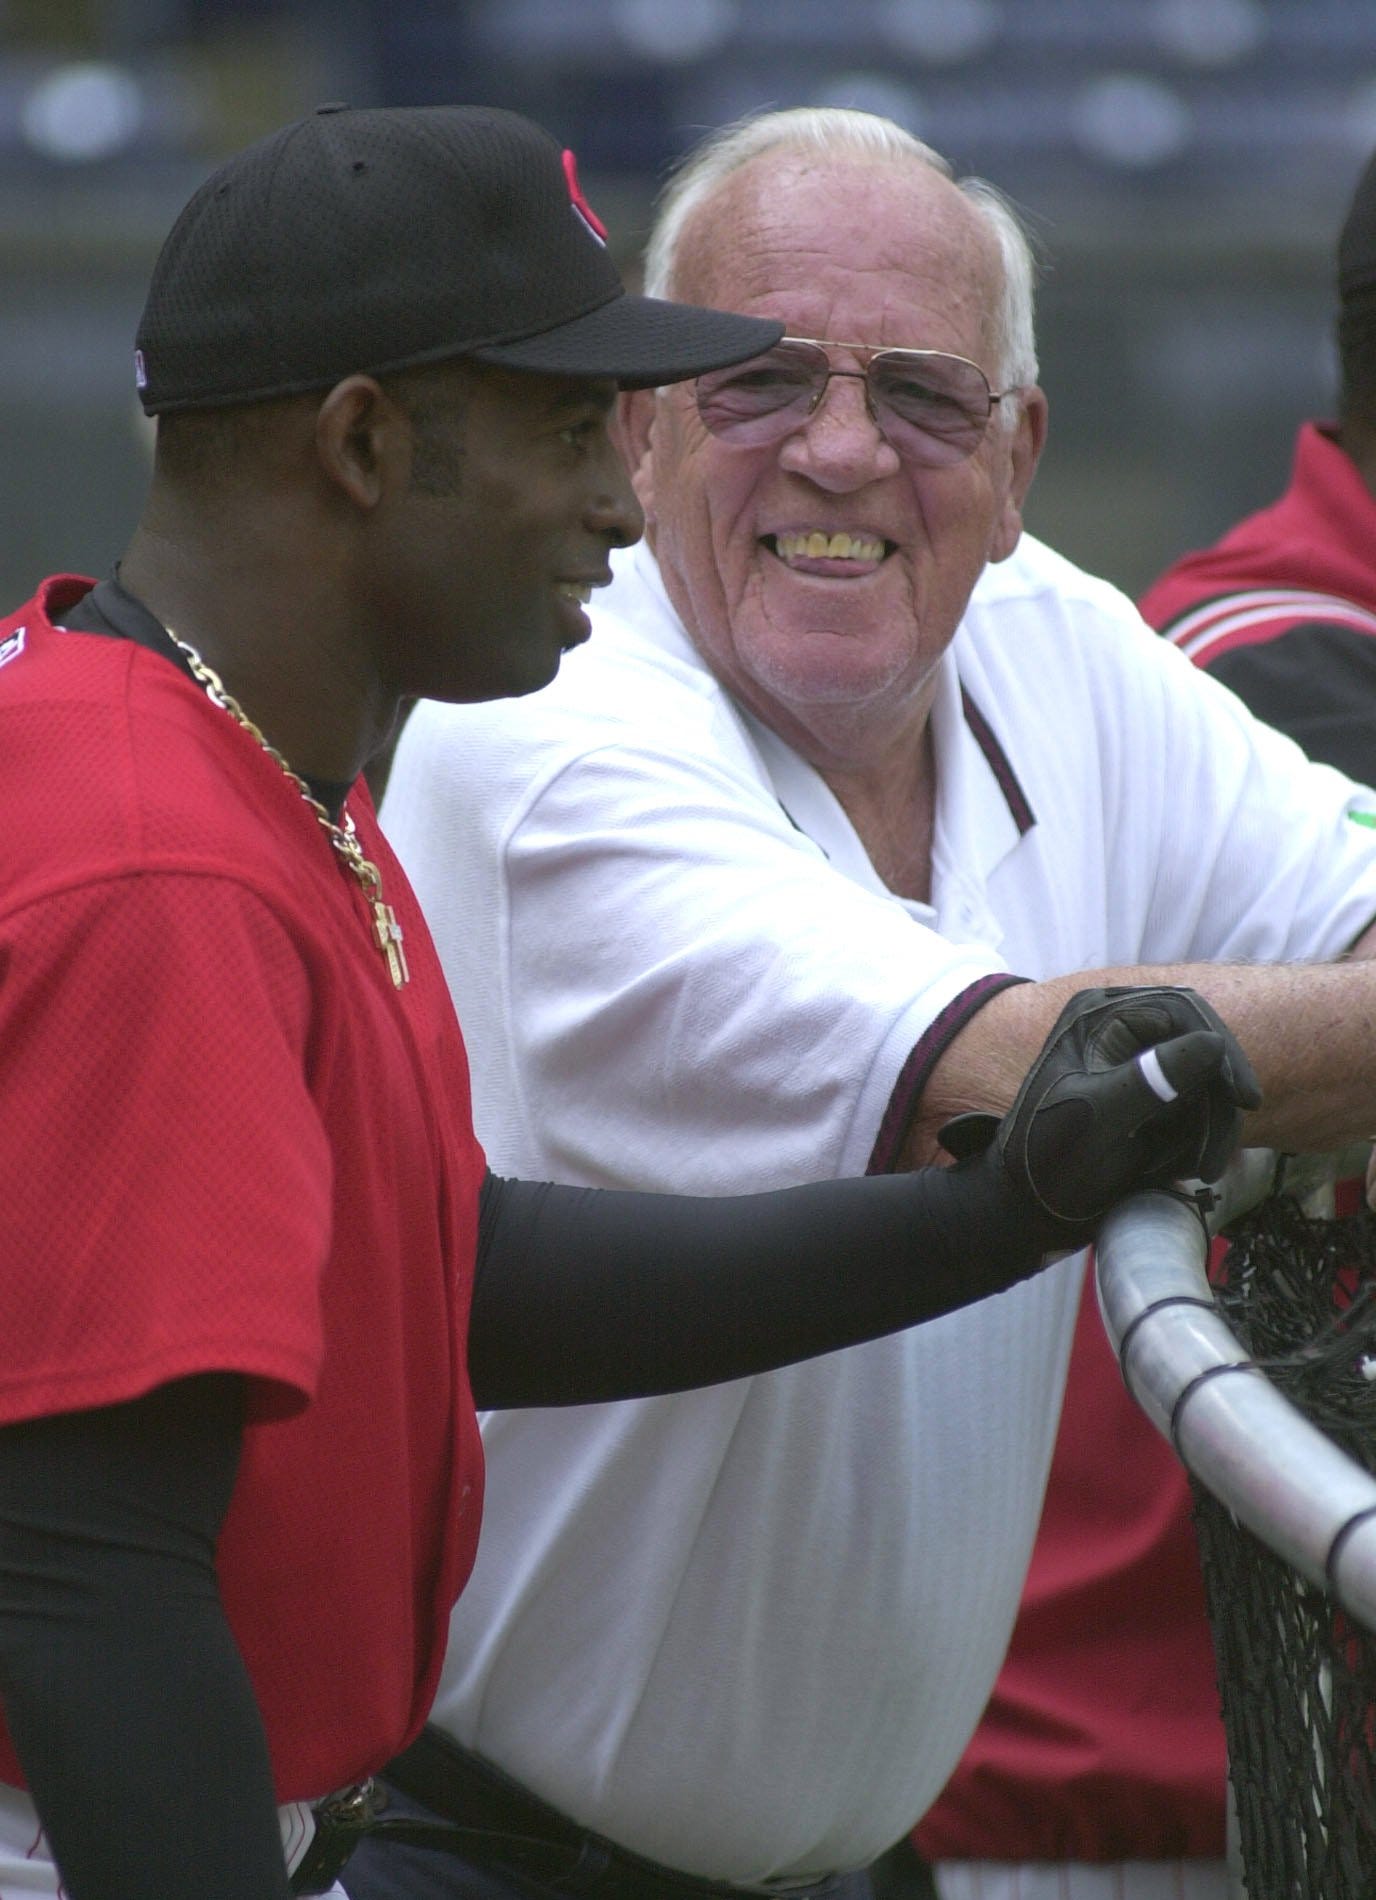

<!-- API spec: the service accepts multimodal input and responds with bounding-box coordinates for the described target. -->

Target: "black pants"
[341,1779,937,1900]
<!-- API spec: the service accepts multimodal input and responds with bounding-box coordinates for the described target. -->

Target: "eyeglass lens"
[695,340,996,466]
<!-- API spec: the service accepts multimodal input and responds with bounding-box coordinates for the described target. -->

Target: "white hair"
[643,106,1039,398]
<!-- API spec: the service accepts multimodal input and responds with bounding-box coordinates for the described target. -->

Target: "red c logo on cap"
[562,149,608,246]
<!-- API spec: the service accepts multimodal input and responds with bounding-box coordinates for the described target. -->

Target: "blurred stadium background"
[5,0,1376,608]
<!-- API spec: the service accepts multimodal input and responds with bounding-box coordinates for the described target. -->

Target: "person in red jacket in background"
[1140,145,1376,772]
[914,138,1376,1900]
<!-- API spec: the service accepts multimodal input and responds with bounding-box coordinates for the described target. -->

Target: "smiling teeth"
[775,531,885,563]
[557,582,593,603]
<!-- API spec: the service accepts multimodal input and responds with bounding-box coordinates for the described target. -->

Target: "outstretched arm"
[470,987,1257,1408]
[904,934,1376,1169]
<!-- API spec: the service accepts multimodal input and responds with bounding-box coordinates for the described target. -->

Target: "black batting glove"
[941,985,1262,1254]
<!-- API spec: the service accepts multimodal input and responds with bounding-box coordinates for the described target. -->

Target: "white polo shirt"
[380,533,1376,1885]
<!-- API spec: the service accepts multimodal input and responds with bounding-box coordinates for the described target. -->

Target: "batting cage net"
[1193,1194,1376,1899]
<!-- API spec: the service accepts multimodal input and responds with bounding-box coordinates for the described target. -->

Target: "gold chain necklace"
[164,627,410,988]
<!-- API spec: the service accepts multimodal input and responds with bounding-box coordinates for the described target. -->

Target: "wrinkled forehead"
[670,149,1001,358]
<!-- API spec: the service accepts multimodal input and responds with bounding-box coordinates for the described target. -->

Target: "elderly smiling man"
[364,107,1376,1900]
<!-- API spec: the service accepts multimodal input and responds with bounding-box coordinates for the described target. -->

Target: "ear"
[313,375,412,513]
[616,387,660,527]
[989,384,1049,564]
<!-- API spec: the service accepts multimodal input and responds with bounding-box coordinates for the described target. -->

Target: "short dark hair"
[152,397,296,488]
[386,361,473,498]
[1337,147,1376,431]
[151,364,472,498]
[1338,294,1376,434]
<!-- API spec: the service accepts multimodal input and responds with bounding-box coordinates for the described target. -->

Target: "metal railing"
[1094,1146,1376,1633]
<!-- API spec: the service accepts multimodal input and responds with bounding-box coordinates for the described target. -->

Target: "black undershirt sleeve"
[1207,620,1376,785]
[0,1375,293,1900]
[469,1162,1044,1408]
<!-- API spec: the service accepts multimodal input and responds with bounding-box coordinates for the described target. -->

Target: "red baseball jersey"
[0,578,486,1801]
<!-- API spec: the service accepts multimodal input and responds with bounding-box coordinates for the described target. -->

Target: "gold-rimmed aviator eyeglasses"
[695,336,1015,466]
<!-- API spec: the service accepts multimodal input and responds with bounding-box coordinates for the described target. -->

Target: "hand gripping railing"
[1094,1146,1376,1633]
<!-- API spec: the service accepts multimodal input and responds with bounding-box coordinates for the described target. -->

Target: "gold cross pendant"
[371,900,410,988]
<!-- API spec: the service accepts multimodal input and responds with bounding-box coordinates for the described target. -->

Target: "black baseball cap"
[134,102,782,414]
